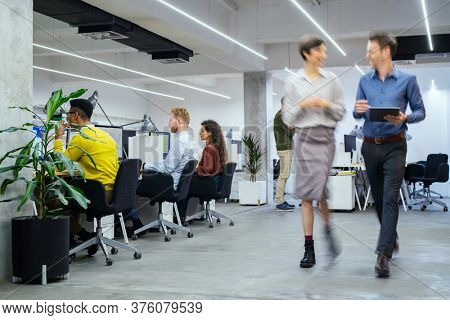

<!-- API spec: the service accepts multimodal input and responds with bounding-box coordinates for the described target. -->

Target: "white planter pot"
[238,181,267,205]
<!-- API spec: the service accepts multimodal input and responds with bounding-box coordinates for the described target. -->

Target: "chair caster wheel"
[170,229,176,235]
[187,232,193,238]
[421,205,426,211]
[131,234,138,241]
[106,258,113,266]
[111,247,118,255]
[440,196,444,199]
[164,236,171,242]
[408,205,412,210]
[444,206,448,212]
[134,252,142,260]
[87,245,98,256]
[216,218,221,224]
[209,223,214,228]
[229,221,235,226]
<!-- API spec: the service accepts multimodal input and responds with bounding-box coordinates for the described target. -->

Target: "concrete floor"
[1,200,449,300]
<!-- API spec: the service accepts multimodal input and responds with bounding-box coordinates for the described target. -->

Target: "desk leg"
[355,185,362,211]
[363,186,371,211]
[399,188,407,212]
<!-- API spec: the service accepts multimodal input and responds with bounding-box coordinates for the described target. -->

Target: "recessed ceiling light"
[33,43,231,99]
[156,0,268,60]
[33,66,185,100]
[289,0,347,56]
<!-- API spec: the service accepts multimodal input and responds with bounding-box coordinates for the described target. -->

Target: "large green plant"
[242,132,266,182]
[0,89,92,220]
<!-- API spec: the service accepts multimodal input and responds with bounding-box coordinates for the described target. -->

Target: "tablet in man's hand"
[368,107,400,122]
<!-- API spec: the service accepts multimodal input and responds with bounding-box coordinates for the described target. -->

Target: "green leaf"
[72,162,85,179]
[57,177,90,209]
[59,88,88,105]
[0,165,19,174]
[0,195,22,204]
[55,152,74,176]
[32,143,39,170]
[17,180,37,211]
[0,126,34,134]
[42,161,55,179]
[77,129,101,143]
[47,187,69,206]
[71,145,97,169]
[45,89,63,123]
[0,177,27,195]
[50,153,64,172]
[0,139,35,165]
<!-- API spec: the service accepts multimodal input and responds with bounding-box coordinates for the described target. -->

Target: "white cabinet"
[327,175,355,211]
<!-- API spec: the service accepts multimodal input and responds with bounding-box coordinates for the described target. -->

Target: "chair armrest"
[437,163,449,183]
[137,171,174,197]
[405,163,426,180]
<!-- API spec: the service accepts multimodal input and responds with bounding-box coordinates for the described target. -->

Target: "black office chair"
[185,162,236,228]
[134,160,197,242]
[405,154,448,212]
[69,159,142,266]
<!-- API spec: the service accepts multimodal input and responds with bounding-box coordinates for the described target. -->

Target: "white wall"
[33,70,245,149]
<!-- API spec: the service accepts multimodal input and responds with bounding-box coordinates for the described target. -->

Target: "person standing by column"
[283,34,346,268]
[354,31,425,278]
[274,97,295,211]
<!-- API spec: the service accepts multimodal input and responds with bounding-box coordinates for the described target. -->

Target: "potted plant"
[0,88,91,283]
[238,132,267,205]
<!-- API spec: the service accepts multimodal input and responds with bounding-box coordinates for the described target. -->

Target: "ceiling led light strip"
[156,0,268,60]
[33,66,185,100]
[33,43,230,99]
[284,67,298,77]
[355,64,365,75]
[289,0,347,56]
[420,0,434,51]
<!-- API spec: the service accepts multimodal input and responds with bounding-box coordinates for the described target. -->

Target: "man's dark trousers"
[362,139,407,258]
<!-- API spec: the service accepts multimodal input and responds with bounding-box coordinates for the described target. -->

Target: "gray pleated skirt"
[293,126,335,201]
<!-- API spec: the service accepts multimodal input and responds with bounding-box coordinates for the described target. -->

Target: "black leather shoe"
[325,225,341,259]
[300,241,316,268]
[375,254,390,278]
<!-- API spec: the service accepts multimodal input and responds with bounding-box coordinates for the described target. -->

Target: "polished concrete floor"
[1,200,449,300]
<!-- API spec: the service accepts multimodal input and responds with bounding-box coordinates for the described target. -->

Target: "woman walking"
[282,34,346,268]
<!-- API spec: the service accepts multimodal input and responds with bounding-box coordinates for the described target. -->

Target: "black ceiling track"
[34,0,193,63]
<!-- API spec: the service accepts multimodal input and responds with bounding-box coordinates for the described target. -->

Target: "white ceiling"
[33,0,450,84]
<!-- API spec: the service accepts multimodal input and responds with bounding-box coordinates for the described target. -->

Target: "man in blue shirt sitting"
[354,32,426,278]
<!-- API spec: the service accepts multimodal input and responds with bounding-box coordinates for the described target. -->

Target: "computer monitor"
[344,134,357,153]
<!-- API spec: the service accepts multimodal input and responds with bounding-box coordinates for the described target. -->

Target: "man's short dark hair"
[69,98,93,119]
[298,34,325,61]
[369,31,397,58]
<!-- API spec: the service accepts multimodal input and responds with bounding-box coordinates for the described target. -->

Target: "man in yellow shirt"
[54,98,119,243]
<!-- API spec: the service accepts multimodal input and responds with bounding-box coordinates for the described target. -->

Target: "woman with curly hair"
[196,120,227,177]
[176,120,228,224]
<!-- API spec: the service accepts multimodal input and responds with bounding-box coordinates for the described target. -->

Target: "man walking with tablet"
[354,31,426,278]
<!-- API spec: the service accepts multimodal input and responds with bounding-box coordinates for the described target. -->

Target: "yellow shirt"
[54,126,119,191]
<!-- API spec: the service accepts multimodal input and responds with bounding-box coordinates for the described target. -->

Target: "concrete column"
[243,72,273,201]
[0,0,33,281]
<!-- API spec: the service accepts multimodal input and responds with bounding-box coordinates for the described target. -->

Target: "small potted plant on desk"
[0,89,91,284]
[238,132,267,205]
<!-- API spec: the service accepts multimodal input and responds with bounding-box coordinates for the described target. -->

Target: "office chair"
[405,154,448,212]
[185,162,236,228]
[134,160,197,242]
[69,159,143,266]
